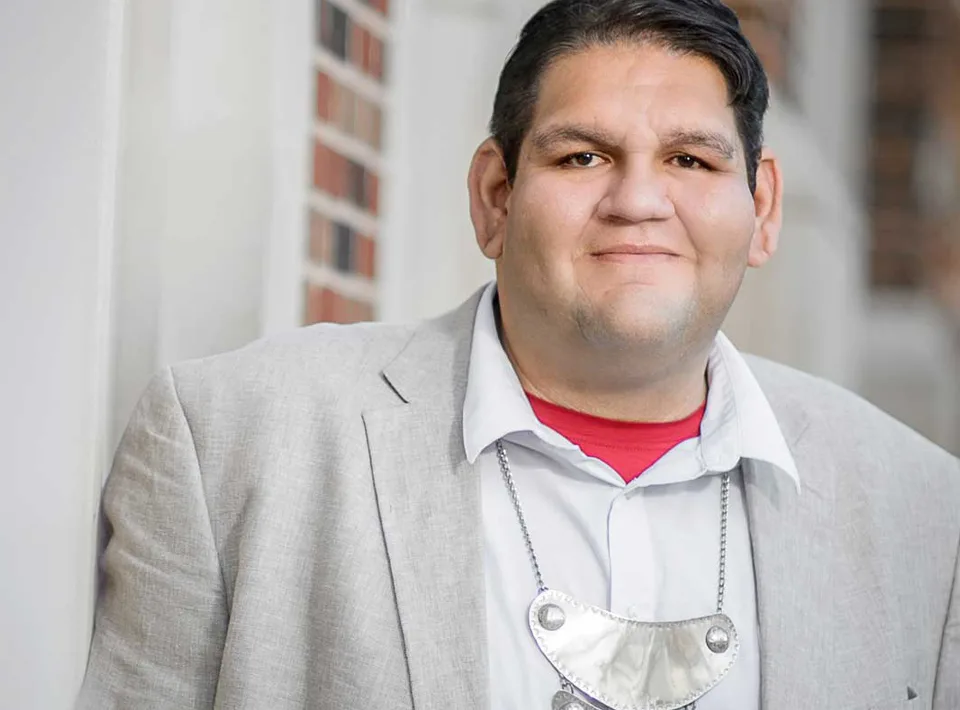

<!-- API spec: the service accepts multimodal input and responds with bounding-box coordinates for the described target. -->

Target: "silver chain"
[496,441,547,594]
[495,440,730,612]
[495,440,731,710]
[716,472,729,614]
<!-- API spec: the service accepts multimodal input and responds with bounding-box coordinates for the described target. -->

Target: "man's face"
[493,43,765,354]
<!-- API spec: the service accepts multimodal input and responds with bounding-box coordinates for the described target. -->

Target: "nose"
[596,160,675,224]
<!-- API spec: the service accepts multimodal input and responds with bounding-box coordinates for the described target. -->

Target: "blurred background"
[1,0,959,707]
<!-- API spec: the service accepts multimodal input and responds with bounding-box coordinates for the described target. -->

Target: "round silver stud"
[537,603,566,631]
[705,625,730,654]
[552,689,589,710]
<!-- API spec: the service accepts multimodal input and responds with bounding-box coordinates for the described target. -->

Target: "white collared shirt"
[464,282,799,710]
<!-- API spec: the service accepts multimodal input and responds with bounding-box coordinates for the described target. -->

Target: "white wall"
[862,296,960,453]
[114,0,266,439]
[0,2,313,706]
[111,0,313,442]
[793,0,871,193]
[379,0,501,322]
[0,0,125,707]
[262,0,314,337]
[724,98,867,389]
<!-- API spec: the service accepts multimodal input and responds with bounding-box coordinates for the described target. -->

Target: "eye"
[671,154,709,170]
[562,152,604,168]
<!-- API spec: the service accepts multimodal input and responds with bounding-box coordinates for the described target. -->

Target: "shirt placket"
[607,487,658,619]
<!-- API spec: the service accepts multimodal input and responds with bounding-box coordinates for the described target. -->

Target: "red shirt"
[526,394,706,484]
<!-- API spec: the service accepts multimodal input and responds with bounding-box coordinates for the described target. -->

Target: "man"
[78,0,959,708]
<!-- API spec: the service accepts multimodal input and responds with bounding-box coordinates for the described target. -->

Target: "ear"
[468,137,512,260]
[747,147,783,268]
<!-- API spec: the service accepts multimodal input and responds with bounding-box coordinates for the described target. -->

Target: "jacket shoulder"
[744,354,959,472]
[167,321,419,409]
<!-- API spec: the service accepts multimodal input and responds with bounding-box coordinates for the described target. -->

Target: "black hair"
[490,0,770,192]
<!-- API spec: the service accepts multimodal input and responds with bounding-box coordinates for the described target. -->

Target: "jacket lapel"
[363,293,488,710]
[744,387,904,709]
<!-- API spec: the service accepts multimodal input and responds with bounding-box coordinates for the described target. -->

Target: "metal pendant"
[552,690,698,710]
[494,441,736,710]
[552,689,605,710]
[530,590,739,710]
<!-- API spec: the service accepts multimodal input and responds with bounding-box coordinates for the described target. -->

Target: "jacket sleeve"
[76,368,227,710]
[933,457,960,710]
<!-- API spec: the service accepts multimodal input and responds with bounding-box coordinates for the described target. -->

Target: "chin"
[574,305,695,351]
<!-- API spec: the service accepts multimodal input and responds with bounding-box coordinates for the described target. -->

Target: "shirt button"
[626,605,639,618]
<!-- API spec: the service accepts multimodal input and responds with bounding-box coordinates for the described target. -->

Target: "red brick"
[337,296,356,323]
[740,17,786,86]
[314,141,351,199]
[330,152,344,197]
[371,105,382,149]
[356,234,376,278]
[329,79,341,126]
[317,142,334,194]
[351,24,365,70]
[361,28,372,74]
[355,300,374,322]
[369,35,384,82]
[306,282,376,324]
[304,284,340,324]
[313,141,330,192]
[352,97,368,144]
[304,283,318,324]
[338,296,374,323]
[323,288,338,322]
[329,290,344,322]
[366,172,379,215]
[334,151,348,198]
[316,71,332,121]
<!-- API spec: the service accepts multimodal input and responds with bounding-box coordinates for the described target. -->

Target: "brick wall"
[305,0,389,325]
[924,2,960,323]
[867,0,941,289]
[731,0,959,304]
[865,0,960,308]
[726,0,797,95]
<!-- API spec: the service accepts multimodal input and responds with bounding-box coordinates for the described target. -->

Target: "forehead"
[530,43,737,141]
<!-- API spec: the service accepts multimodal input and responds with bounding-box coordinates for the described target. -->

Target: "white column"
[725,100,867,389]
[793,0,871,193]
[379,0,504,322]
[261,0,313,336]
[112,0,307,438]
[0,0,125,707]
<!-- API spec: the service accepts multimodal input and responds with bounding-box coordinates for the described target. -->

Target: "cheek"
[523,174,598,230]
[678,180,756,263]
[508,175,598,259]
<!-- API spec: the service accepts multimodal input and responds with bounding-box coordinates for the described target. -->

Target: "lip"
[591,244,680,258]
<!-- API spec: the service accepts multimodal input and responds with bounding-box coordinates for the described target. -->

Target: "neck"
[498,308,710,424]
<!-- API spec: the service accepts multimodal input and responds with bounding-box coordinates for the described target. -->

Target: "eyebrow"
[661,129,738,160]
[529,124,738,161]
[530,125,621,155]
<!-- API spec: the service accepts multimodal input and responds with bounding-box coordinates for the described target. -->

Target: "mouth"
[591,245,680,262]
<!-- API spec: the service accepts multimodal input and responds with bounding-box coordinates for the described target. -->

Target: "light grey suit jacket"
[78,291,960,710]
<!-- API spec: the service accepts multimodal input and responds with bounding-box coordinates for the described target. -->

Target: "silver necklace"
[495,440,737,710]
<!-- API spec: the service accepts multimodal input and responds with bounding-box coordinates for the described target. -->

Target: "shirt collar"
[462,283,561,461]
[462,282,800,491]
